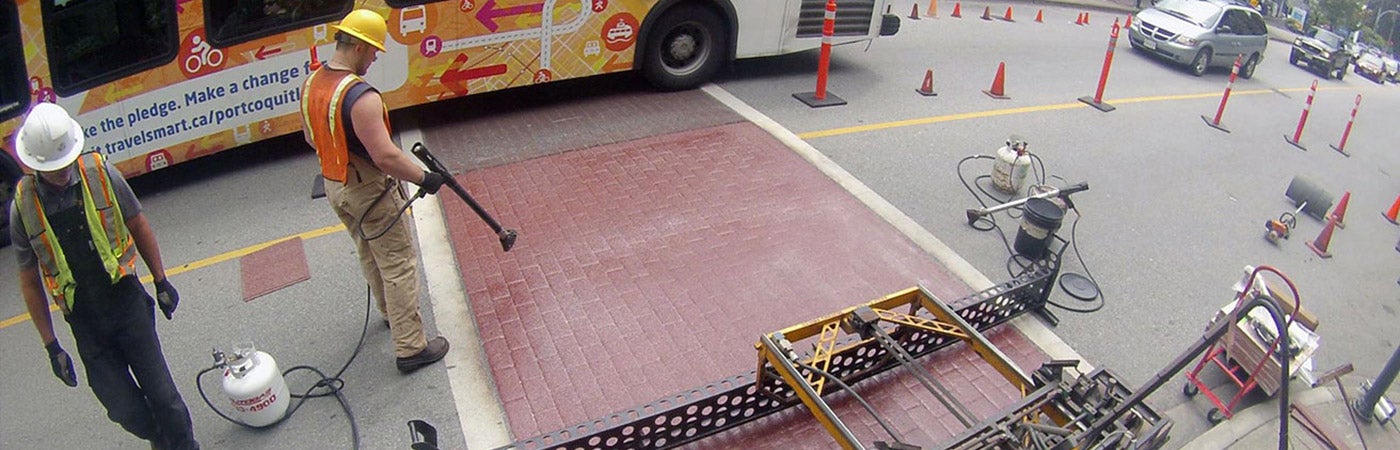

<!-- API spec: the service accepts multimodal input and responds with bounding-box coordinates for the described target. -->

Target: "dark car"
[1290,27,1353,79]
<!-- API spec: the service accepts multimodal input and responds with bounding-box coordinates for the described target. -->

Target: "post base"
[1330,143,1351,157]
[1079,96,1116,112]
[793,92,847,108]
[1201,115,1230,133]
[1285,135,1307,151]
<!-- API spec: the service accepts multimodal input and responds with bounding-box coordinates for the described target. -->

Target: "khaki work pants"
[325,161,427,358]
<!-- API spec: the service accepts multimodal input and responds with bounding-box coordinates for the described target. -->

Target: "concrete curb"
[400,122,515,450]
[1181,385,1337,449]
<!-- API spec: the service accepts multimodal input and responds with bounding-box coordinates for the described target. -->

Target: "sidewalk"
[1181,373,1400,449]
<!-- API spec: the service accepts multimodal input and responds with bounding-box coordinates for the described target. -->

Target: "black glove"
[46,341,78,387]
[155,278,179,320]
[419,171,446,195]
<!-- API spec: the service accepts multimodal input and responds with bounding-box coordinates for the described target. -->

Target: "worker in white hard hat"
[9,102,199,449]
[300,9,450,373]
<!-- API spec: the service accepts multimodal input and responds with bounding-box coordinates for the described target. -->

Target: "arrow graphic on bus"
[441,54,508,96]
[476,0,545,32]
[254,45,283,60]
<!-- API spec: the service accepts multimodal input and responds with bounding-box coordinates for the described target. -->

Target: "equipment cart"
[1182,265,1320,423]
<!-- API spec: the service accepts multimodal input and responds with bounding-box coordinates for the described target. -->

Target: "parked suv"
[1128,0,1269,78]
[1355,52,1387,83]
[1289,27,1353,79]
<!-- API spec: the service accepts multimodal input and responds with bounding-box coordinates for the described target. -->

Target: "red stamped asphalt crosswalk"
[432,118,1050,446]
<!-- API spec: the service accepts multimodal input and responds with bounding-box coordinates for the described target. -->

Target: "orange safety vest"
[299,67,390,182]
[15,153,137,314]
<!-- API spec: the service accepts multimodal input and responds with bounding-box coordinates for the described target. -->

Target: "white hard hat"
[15,102,84,172]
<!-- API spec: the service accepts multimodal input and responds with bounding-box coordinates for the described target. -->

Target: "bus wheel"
[643,4,727,91]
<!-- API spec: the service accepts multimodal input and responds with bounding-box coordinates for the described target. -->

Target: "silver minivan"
[1128,0,1269,78]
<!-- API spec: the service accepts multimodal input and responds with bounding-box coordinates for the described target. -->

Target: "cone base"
[793,92,848,108]
[1285,135,1307,151]
[1201,115,1231,133]
[917,88,939,96]
[1329,143,1351,157]
[983,90,1009,100]
[1386,211,1399,225]
[1306,240,1333,259]
[1078,96,1116,112]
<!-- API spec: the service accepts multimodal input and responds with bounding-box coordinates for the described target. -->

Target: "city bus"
[0,0,900,242]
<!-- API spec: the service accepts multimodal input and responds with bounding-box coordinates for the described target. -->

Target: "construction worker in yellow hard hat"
[300,9,450,373]
[10,102,199,449]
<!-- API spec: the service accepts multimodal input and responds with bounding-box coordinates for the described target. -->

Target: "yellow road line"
[0,224,346,330]
[796,85,1361,139]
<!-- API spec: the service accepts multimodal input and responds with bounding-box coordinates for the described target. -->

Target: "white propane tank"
[222,343,290,427]
[991,136,1032,195]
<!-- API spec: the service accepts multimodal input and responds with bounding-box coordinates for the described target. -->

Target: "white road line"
[398,121,514,449]
[698,83,1093,374]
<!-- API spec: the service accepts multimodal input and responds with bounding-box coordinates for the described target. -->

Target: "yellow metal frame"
[754,286,1060,448]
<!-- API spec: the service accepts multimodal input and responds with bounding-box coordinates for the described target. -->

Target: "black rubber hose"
[1236,295,1291,450]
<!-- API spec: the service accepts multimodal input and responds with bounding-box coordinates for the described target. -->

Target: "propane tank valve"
[992,135,1033,195]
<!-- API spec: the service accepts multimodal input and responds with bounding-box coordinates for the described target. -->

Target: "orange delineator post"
[1201,55,1242,133]
[1286,80,1318,150]
[309,44,321,71]
[792,0,846,107]
[817,0,834,98]
[1330,95,1362,157]
[1079,21,1121,112]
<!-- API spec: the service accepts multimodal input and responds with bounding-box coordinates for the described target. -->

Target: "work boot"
[397,336,449,373]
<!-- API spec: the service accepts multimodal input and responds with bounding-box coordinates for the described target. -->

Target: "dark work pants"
[65,276,199,450]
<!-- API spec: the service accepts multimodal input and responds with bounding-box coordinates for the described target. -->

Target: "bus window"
[0,0,27,121]
[41,0,177,97]
[206,0,352,48]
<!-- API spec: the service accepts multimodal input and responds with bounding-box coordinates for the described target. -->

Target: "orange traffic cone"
[917,69,937,96]
[927,0,938,17]
[1383,194,1400,224]
[981,6,992,20]
[1330,191,1351,229]
[1084,12,1091,24]
[1073,12,1084,25]
[1306,217,1338,259]
[1003,6,1014,22]
[309,44,321,71]
[983,62,1009,99]
[909,4,920,19]
[1126,14,1134,28]
[1035,9,1044,23]
[952,2,962,17]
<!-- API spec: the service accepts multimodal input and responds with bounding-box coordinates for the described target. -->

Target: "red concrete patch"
[437,122,1042,442]
[239,237,310,302]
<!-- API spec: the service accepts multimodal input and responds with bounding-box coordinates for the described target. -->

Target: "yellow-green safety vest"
[15,152,136,314]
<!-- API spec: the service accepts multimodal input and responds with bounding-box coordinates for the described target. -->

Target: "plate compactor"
[1266,176,1333,244]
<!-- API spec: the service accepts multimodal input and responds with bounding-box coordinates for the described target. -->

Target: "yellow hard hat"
[333,9,387,52]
